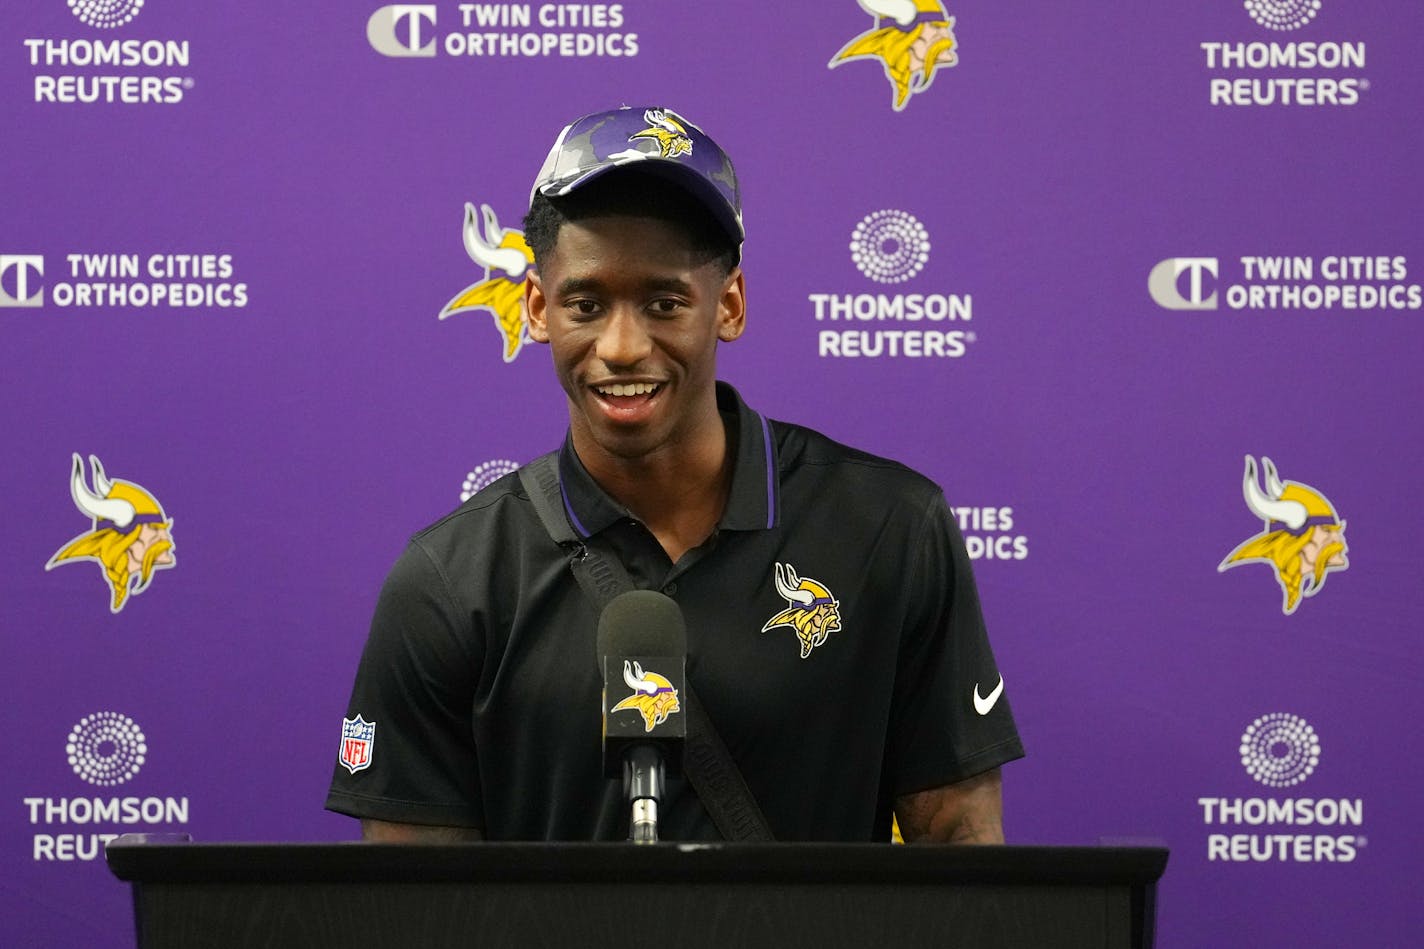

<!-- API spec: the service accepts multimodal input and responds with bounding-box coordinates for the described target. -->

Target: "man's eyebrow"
[554,275,695,296]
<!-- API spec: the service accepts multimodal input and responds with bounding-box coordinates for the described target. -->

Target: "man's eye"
[650,299,683,315]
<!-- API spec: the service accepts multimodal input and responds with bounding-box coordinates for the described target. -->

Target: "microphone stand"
[624,745,665,844]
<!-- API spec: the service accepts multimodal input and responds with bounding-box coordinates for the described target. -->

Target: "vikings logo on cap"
[762,562,842,658]
[830,1,959,112]
[46,454,176,614]
[440,202,535,363]
[628,109,694,158]
[611,660,681,733]
[1218,456,1349,615]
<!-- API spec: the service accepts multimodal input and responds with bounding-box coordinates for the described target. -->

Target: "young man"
[326,106,1023,843]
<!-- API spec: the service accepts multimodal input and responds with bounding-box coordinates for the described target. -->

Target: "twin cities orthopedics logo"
[440,203,533,362]
[1197,714,1364,863]
[22,1,196,104]
[828,1,959,113]
[953,505,1028,563]
[45,454,176,614]
[808,210,975,359]
[23,712,191,861]
[1148,256,1421,313]
[0,252,248,310]
[367,3,639,59]
[1199,0,1370,107]
[1218,456,1347,616]
[459,458,521,502]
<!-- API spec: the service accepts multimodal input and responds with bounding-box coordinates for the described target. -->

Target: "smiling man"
[326,106,1023,843]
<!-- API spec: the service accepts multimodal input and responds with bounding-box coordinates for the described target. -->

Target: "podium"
[106,837,1168,949]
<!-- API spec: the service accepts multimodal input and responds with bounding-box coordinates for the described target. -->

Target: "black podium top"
[107,837,1167,886]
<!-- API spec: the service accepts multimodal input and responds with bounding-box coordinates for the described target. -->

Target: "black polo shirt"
[326,382,1023,841]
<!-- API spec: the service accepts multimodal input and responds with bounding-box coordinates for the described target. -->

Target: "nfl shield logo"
[339,715,376,774]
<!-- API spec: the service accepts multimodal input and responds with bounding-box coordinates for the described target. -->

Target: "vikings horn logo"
[46,454,176,614]
[830,1,959,113]
[611,661,681,732]
[439,202,535,363]
[762,562,843,658]
[1218,456,1349,616]
[629,108,694,158]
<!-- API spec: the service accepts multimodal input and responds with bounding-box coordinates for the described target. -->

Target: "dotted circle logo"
[849,210,931,284]
[67,712,147,787]
[1244,0,1321,32]
[68,0,145,30]
[1240,713,1320,787]
[460,459,521,502]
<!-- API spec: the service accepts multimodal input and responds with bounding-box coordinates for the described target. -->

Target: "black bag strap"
[518,453,774,841]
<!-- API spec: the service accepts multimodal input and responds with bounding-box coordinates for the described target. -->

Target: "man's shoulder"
[406,468,538,558]
[770,416,943,503]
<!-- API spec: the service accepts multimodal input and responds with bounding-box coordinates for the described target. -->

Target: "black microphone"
[597,590,687,844]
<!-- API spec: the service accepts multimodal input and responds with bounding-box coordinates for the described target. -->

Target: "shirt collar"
[556,381,779,540]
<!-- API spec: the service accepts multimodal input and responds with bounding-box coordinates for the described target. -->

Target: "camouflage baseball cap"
[530,106,744,251]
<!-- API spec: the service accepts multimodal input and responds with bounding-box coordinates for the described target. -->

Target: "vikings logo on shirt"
[45,454,176,614]
[762,562,842,658]
[1218,456,1349,615]
[829,1,959,113]
[439,202,535,363]
[611,661,681,732]
[628,108,694,158]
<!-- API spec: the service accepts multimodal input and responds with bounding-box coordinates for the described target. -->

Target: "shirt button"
[663,583,678,596]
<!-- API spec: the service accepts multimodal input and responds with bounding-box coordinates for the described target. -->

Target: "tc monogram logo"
[0,255,45,307]
[367,5,438,57]
[1148,257,1219,310]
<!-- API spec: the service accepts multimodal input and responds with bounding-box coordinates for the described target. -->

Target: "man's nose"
[595,307,653,367]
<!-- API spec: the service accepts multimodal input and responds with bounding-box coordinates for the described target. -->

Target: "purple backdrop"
[3,1,1420,946]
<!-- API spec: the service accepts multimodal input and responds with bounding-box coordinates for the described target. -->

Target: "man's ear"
[717,267,746,342]
[524,269,549,343]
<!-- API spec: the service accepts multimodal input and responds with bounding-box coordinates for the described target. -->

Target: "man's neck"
[574,418,733,564]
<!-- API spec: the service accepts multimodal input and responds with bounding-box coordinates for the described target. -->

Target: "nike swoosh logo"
[974,677,1004,716]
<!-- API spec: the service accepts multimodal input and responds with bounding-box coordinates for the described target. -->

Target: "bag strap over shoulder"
[518,453,774,841]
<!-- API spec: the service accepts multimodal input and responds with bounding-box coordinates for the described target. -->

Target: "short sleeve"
[324,539,485,828]
[885,492,1024,795]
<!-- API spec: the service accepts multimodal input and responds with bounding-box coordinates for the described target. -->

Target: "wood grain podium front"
[106,837,1168,949]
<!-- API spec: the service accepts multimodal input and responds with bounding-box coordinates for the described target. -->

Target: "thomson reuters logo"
[1241,713,1319,788]
[1148,257,1218,309]
[69,0,144,30]
[1245,0,1322,32]
[850,210,931,284]
[0,255,45,307]
[368,5,437,57]
[67,712,147,787]
[459,458,520,502]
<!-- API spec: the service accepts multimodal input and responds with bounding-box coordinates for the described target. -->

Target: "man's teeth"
[597,383,659,397]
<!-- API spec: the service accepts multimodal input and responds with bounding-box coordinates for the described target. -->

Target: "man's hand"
[894,767,1004,844]
[361,819,483,843]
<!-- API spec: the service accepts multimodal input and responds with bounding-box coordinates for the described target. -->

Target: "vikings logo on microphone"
[611,661,681,732]
[46,454,176,614]
[763,562,842,658]
[439,202,535,363]
[1218,456,1349,616]
[829,1,959,113]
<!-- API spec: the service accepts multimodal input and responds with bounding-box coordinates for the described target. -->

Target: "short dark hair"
[522,167,738,275]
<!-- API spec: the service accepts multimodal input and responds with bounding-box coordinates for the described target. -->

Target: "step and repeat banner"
[3,1,1419,946]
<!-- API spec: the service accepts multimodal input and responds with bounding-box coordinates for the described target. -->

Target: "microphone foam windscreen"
[596,590,687,660]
